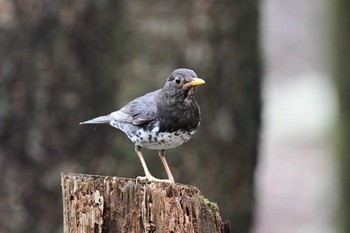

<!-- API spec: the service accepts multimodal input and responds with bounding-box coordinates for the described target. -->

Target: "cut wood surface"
[62,173,230,233]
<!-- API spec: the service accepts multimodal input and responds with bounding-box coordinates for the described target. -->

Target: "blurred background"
[0,0,348,233]
[254,0,338,233]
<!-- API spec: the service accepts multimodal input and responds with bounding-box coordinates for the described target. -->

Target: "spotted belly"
[131,128,197,150]
[110,120,198,150]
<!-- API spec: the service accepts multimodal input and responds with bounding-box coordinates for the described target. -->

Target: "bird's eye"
[174,77,181,84]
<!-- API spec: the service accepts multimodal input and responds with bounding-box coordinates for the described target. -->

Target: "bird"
[80,68,205,183]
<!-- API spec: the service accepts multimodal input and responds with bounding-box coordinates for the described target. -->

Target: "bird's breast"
[157,102,200,133]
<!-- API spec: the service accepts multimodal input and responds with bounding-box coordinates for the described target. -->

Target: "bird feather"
[79,115,112,124]
[111,90,160,125]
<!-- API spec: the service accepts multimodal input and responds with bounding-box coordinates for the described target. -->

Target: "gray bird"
[80,68,205,183]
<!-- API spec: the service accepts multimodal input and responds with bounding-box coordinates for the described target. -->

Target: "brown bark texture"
[62,173,231,233]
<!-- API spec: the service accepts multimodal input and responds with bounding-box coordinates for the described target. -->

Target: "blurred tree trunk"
[197,2,261,232]
[334,0,350,232]
[0,1,260,233]
[0,1,125,232]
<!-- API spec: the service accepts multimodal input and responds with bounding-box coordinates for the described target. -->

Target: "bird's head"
[163,68,205,99]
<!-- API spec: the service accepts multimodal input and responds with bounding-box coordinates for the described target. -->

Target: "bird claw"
[136,175,174,184]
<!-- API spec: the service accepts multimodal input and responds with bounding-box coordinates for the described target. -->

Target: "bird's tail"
[79,115,113,124]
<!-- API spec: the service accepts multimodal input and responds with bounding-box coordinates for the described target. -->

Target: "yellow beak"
[183,78,205,87]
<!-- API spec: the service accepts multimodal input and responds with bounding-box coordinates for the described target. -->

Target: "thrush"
[80,68,205,183]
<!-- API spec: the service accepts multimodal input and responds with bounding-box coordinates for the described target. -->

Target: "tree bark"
[62,173,230,233]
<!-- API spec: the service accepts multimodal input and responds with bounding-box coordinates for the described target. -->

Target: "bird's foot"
[137,175,175,184]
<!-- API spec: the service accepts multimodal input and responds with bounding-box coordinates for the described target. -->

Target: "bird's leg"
[135,146,173,183]
[158,150,175,183]
[135,146,153,178]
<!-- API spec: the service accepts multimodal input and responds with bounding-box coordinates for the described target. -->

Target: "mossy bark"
[62,173,230,233]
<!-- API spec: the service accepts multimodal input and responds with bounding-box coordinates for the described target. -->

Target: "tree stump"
[61,173,230,233]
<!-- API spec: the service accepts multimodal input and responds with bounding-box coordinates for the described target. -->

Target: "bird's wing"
[110,90,160,125]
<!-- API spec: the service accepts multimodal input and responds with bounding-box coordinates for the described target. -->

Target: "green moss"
[200,195,219,212]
